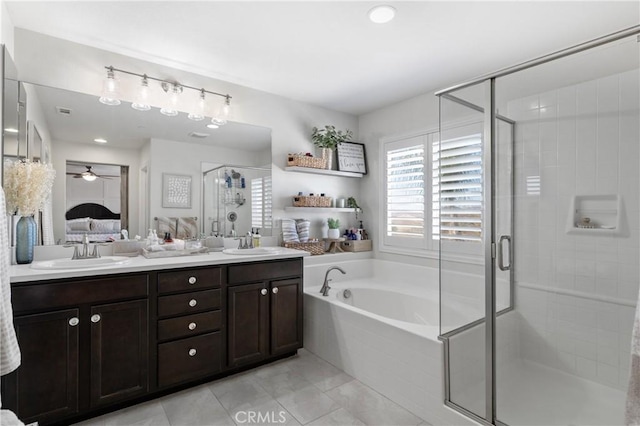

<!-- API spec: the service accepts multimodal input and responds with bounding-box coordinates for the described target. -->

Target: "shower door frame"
[436,25,640,426]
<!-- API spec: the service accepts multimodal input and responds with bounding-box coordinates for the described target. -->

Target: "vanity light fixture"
[368,5,396,23]
[131,75,151,111]
[98,66,232,126]
[98,66,121,106]
[187,90,206,121]
[93,138,108,144]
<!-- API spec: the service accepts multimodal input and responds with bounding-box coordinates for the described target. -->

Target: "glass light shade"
[188,91,206,121]
[99,69,121,106]
[211,97,230,126]
[82,174,97,182]
[160,84,180,117]
[131,76,151,111]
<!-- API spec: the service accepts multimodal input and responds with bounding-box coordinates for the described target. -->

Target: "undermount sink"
[222,248,282,255]
[30,256,132,270]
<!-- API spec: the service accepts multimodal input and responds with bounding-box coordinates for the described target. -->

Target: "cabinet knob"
[272,287,279,294]
[68,317,79,327]
[188,348,197,357]
[188,276,197,285]
[188,322,197,330]
[189,299,197,307]
[261,289,267,296]
[91,314,101,323]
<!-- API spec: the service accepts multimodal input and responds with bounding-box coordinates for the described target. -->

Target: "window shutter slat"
[386,144,424,239]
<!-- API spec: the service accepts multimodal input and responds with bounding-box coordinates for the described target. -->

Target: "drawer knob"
[261,289,267,296]
[272,287,279,294]
[188,322,197,330]
[188,276,197,284]
[68,317,79,327]
[91,314,101,323]
[189,348,197,357]
[189,299,197,307]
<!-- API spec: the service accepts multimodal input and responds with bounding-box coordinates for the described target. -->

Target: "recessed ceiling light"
[368,5,396,24]
[4,128,18,133]
[206,123,220,129]
[94,138,108,144]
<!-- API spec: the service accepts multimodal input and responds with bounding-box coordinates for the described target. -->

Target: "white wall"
[13,29,360,242]
[51,140,139,243]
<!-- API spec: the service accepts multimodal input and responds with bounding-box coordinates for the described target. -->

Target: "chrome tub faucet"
[320,266,346,296]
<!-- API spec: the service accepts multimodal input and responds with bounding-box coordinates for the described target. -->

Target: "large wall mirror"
[2,46,272,245]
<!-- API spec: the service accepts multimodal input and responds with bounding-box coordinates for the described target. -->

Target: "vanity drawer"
[157,289,221,318]
[158,267,221,294]
[158,332,222,387]
[158,311,222,341]
[227,259,302,285]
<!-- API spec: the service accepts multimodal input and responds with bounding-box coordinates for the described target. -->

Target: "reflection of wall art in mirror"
[162,173,192,208]
[336,142,367,174]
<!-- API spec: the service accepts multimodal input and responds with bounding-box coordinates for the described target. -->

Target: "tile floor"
[75,349,429,426]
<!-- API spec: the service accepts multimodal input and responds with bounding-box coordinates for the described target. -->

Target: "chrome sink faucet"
[320,266,346,296]
[64,234,102,260]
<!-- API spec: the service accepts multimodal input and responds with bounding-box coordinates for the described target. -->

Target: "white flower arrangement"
[3,159,56,216]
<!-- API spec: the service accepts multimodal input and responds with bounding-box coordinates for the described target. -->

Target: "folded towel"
[626,286,640,425]
[0,188,21,377]
[281,219,299,243]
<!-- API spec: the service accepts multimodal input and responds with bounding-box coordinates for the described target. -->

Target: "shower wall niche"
[202,165,272,238]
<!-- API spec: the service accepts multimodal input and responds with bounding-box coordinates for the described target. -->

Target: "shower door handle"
[498,235,511,271]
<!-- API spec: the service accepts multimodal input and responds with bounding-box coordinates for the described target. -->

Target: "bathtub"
[303,259,474,426]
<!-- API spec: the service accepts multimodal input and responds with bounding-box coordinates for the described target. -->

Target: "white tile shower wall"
[507,69,640,390]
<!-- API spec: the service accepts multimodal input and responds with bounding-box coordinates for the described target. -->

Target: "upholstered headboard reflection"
[65,203,120,220]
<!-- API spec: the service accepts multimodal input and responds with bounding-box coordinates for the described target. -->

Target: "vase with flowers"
[4,159,56,264]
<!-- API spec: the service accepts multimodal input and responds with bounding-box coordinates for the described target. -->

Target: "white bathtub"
[303,259,474,426]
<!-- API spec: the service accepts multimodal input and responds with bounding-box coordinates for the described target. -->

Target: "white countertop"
[10,249,308,284]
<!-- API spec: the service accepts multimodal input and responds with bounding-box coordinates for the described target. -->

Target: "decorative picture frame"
[162,174,192,208]
[336,142,367,174]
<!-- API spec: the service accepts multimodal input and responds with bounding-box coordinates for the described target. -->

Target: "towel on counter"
[0,188,20,378]
[626,285,640,425]
[281,218,299,243]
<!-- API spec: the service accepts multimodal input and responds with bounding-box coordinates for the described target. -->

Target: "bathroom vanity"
[1,251,305,425]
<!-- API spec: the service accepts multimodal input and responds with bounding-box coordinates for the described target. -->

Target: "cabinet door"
[1,309,80,424]
[90,299,148,407]
[270,278,303,355]
[227,283,269,367]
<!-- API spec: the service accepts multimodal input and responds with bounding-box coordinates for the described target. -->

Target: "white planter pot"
[328,228,340,239]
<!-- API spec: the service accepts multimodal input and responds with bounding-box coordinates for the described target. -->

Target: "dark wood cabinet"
[2,309,80,425]
[1,274,149,425]
[227,260,303,368]
[90,299,149,407]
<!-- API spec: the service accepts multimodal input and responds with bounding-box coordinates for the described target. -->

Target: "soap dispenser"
[253,228,261,248]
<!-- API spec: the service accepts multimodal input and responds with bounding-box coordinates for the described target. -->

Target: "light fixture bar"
[104,66,232,101]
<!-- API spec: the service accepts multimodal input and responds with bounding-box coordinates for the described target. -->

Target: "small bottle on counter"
[252,228,261,247]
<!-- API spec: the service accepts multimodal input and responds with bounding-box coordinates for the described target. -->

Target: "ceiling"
[30,83,272,150]
[4,1,639,116]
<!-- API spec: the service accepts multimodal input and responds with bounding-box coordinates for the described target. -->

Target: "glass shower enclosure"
[438,26,639,426]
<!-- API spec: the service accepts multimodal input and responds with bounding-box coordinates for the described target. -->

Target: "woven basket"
[287,154,326,169]
[283,241,324,255]
[292,195,332,208]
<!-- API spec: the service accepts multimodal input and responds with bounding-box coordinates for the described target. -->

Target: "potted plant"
[327,218,341,239]
[311,125,353,170]
[347,196,361,220]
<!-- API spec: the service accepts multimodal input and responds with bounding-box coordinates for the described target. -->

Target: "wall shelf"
[285,207,360,213]
[285,166,363,178]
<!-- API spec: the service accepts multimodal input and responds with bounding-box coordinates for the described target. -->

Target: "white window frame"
[379,123,484,260]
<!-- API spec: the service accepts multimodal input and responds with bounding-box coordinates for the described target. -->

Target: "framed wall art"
[162,173,192,208]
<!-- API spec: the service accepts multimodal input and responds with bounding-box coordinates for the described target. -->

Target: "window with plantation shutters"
[432,134,482,242]
[251,176,272,229]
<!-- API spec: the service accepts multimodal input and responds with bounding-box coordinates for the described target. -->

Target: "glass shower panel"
[494,34,639,426]
[439,82,487,419]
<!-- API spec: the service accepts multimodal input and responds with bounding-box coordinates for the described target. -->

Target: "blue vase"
[16,215,37,264]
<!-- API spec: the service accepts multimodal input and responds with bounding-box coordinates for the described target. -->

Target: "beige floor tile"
[209,375,273,413]
[160,385,235,426]
[102,401,170,426]
[254,370,314,399]
[326,381,422,426]
[231,399,300,426]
